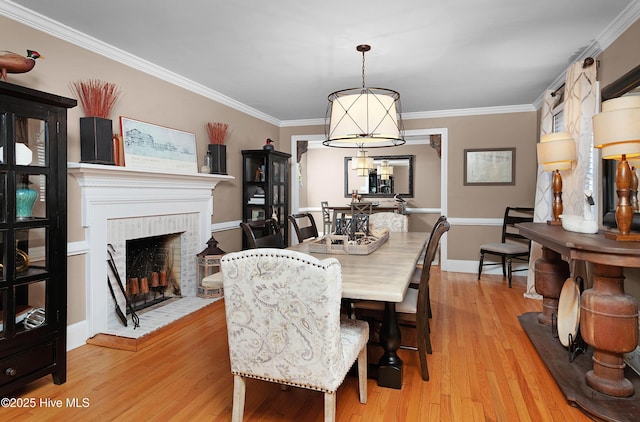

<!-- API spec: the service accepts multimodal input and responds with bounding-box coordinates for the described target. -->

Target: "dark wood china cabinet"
[0,82,76,396]
[241,149,290,248]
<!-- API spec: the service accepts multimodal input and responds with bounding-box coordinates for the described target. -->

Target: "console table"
[517,223,639,421]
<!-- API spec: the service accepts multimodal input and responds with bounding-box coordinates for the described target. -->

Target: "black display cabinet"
[0,82,76,396]
[241,149,290,249]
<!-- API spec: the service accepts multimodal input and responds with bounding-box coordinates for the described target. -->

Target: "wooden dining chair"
[221,248,369,422]
[240,218,285,249]
[477,206,534,287]
[350,201,373,216]
[288,212,319,243]
[320,201,332,235]
[354,216,450,381]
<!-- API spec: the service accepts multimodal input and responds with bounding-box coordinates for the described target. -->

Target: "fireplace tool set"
[107,244,139,328]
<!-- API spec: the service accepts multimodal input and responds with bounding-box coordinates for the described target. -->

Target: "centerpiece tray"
[308,230,389,255]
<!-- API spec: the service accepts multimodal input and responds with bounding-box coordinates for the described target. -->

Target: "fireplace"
[69,163,233,339]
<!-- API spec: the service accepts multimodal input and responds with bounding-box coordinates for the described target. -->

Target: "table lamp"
[627,158,640,212]
[537,132,576,225]
[594,96,640,240]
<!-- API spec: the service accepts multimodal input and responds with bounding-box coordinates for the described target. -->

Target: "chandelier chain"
[361,49,366,88]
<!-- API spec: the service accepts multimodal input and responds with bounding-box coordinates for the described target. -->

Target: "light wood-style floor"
[4,270,592,421]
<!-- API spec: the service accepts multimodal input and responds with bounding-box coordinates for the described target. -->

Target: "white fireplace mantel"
[68,162,234,337]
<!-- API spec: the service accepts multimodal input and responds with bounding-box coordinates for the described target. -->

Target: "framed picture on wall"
[464,148,515,186]
[120,116,198,174]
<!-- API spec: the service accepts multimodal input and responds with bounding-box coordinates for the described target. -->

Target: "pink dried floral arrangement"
[71,79,122,118]
[206,122,229,145]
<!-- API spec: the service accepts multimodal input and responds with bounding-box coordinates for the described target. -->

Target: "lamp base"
[604,230,640,241]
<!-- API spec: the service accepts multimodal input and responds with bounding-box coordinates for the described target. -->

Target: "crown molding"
[3,0,638,126]
[0,1,280,126]
[533,1,640,109]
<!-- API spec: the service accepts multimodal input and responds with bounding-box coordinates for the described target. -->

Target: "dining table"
[288,231,428,389]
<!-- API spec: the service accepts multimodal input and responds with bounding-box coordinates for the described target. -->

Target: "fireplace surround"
[69,163,233,339]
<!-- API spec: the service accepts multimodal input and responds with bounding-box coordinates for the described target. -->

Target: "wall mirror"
[344,155,414,198]
[602,63,640,230]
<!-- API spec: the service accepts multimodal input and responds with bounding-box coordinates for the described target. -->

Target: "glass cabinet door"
[0,111,52,339]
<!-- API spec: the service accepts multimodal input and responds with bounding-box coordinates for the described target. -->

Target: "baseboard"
[445,259,528,275]
[66,320,88,351]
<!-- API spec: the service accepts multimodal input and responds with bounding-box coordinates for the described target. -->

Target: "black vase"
[80,116,114,165]
[208,144,227,174]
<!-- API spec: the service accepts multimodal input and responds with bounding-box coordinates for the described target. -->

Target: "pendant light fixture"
[324,44,405,148]
[351,149,374,176]
[378,159,394,180]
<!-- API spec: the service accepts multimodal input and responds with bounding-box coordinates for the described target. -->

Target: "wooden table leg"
[581,263,639,397]
[377,302,403,389]
[534,246,569,326]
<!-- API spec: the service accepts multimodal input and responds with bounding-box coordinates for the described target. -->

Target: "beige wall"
[3,13,639,329]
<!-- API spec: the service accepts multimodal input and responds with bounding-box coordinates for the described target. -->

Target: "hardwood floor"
[3,270,593,421]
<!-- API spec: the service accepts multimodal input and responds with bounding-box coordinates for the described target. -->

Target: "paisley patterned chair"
[221,248,369,422]
[369,212,409,232]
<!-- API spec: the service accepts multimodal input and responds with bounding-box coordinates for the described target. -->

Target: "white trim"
[447,217,503,226]
[67,240,89,256]
[280,104,536,127]
[211,220,242,232]
[66,320,88,351]
[447,259,529,275]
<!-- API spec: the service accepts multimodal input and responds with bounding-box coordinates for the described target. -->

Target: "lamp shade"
[537,132,576,171]
[351,149,373,176]
[325,87,405,148]
[377,159,394,180]
[593,96,640,160]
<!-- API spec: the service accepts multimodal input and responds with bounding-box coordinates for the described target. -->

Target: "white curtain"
[525,61,597,299]
[525,90,554,299]
[563,61,598,215]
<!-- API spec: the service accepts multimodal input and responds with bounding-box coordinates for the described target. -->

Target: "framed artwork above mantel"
[120,117,198,174]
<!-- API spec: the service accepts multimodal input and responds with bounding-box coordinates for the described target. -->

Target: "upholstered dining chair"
[288,212,319,243]
[239,218,285,249]
[221,248,369,422]
[369,212,409,232]
[321,201,332,235]
[477,206,534,287]
[354,217,450,381]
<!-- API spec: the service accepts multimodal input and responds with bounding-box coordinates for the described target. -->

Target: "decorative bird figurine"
[0,50,43,81]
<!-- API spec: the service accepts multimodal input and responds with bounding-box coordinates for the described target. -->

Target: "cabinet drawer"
[0,343,54,385]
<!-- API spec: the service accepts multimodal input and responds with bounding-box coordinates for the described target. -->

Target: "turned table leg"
[377,302,403,389]
[581,263,639,397]
[534,246,570,326]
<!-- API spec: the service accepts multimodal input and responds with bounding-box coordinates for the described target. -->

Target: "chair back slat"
[240,218,285,249]
[288,212,319,243]
[502,207,534,243]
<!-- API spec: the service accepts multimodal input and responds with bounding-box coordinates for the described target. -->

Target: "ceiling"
[5,0,640,123]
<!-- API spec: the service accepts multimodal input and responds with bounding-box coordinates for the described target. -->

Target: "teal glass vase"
[16,184,38,219]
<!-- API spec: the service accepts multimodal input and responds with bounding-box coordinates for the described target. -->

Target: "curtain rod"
[550,57,597,97]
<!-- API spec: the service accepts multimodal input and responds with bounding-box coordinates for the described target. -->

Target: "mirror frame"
[344,155,414,198]
[601,63,640,230]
